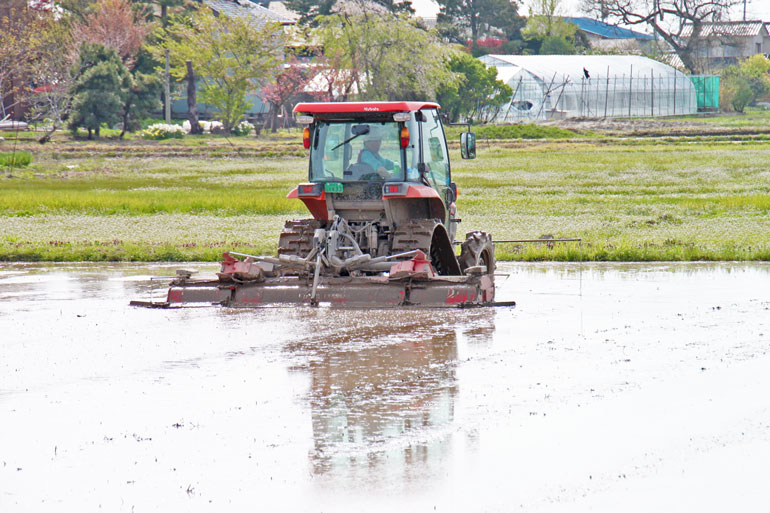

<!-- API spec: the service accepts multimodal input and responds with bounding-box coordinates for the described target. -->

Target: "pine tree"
[119,48,162,138]
[68,43,130,139]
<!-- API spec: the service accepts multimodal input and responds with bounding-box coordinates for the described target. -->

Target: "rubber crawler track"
[277,219,321,259]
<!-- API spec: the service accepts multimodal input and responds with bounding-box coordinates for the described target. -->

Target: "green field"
[1,123,770,261]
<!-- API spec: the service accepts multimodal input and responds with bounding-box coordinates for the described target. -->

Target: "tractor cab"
[291,102,475,244]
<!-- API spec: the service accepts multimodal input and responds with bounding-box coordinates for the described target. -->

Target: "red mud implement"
[131,101,515,309]
[129,249,512,309]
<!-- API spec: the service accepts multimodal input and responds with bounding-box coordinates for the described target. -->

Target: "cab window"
[310,121,404,182]
[421,109,450,188]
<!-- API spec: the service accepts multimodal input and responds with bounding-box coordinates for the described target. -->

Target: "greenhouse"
[478,54,698,122]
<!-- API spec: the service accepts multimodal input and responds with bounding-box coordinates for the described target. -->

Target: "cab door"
[420,109,452,225]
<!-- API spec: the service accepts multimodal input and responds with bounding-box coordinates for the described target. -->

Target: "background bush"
[720,55,770,113]
[0,151,33,168]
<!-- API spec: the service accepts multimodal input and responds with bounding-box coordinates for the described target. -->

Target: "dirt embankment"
[549,116,770,138]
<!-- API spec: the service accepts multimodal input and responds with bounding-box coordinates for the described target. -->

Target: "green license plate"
[324,182,344,193]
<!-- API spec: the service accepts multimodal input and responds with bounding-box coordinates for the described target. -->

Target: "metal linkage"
[494,238,582,243]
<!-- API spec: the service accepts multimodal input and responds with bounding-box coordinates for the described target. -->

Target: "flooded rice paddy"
[2,262,770,512]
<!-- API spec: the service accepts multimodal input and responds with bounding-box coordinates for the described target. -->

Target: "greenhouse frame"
[478,55,699,122]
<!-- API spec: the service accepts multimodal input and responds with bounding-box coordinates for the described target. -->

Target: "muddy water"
[1,262,770,512]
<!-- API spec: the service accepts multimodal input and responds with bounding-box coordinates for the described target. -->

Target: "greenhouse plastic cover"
[481,54,688,86]
[479,54,698,121]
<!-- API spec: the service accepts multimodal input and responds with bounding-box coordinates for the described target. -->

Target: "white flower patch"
[140,123,185,140]
[233,121,254,136]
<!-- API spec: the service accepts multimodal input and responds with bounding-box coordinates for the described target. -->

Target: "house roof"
[681,20,769,38]
[246,1,299,22]
[203,0,295,25]
[564,17,654,40]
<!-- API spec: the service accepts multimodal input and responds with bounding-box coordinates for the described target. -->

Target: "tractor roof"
[293,101,440,115]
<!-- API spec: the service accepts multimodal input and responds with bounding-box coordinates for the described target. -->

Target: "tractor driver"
[359,126,398,179]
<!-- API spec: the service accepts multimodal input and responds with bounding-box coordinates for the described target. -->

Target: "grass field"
[1,123,769,262]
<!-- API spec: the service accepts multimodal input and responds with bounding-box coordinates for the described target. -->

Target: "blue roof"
[564,17,655,40]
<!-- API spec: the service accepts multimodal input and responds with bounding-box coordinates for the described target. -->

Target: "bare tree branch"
[580,0,743,72]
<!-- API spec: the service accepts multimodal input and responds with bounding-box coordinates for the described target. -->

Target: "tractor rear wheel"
[392,219,462,276]
[459,231,495,275]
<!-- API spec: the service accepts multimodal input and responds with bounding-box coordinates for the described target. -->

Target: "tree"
[131,0,191,25]
[721,70,753,113]
[262,58,319,132]
[737,54,770,98]
[315,12,457,101]
[57,0,98,19]
[26,15,78,142]
[283,0,336,25]
[579,0,743,73]
[157,10,286,132]
[522,0,582,54]
[119,48,161,137]
[436,52,512,122]
[72,0,153,68]
[69,0,160,138]
[68,44,130,139]
[312,53,360,102]
[184,60,202,135]
[286,0,414,25]
[0,6,44,120]
[436,0,522,44]
[155,0,187,25]
[372,0,414,14]
[133,0,194,122]
[720,55,770,113]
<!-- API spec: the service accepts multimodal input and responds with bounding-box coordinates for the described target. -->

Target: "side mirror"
[460,132,476,159]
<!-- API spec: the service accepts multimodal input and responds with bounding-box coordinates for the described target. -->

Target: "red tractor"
[133,102,500,308]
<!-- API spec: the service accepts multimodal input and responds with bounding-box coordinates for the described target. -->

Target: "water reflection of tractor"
[297,321,460,476]
[281,309,497,478]
[132,102,511,308]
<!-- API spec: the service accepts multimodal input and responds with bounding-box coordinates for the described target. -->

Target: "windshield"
[310,121,415,182]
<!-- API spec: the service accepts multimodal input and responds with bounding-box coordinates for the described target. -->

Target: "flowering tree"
[261,58,319,132]
[27,17,77,142]
[311,52,360,102]
[0,7,42,120]
[72,0,153,68]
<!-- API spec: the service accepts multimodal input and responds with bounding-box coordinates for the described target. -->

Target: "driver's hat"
[365,125,384,141]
